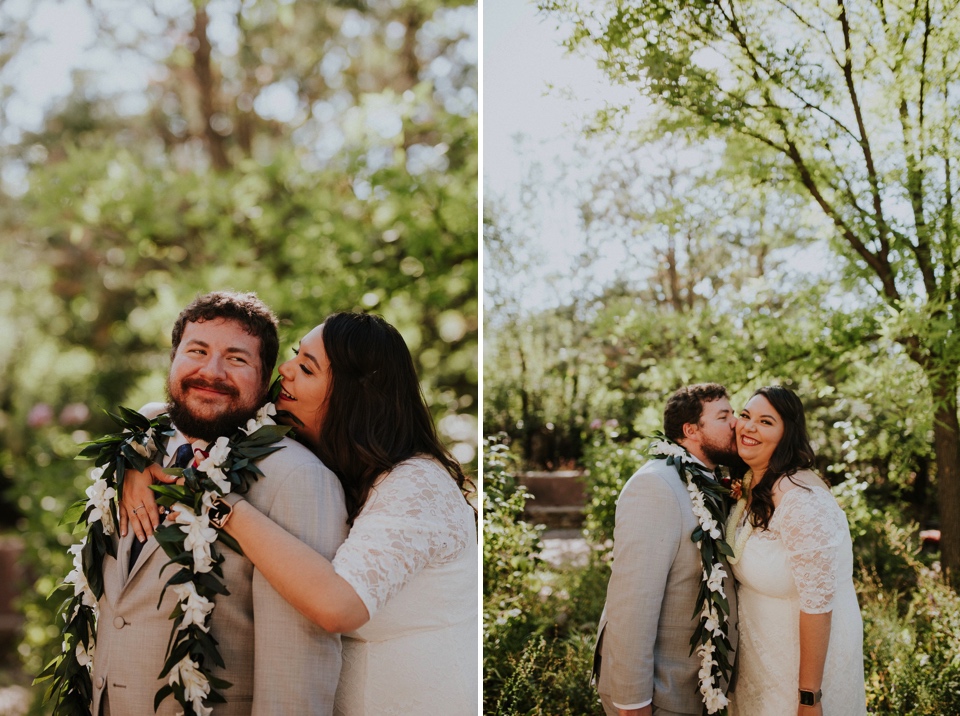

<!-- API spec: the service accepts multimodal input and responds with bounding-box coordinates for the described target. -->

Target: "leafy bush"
[483,435,613,715]
[484,552,610,716]
[862,567,960,715]
[491,633,602,716]
[482,435,543,599]
[580,431,647,548]
[833,475,926,593]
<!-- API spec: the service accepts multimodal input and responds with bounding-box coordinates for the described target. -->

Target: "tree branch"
[836,0,892,265]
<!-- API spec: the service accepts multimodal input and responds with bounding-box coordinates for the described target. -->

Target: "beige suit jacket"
[92,415,349,716]
[594,458,738,715]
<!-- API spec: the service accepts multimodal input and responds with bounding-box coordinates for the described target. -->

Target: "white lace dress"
[729,484,866,716]
[330,457,478,716]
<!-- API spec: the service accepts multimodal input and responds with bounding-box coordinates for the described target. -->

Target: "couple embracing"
[89,291,477,715]
[594,383,867,716]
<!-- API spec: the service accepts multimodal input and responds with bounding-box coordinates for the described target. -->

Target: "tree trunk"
[930,369,960,586]
[909,454,930,517]
[517,339,533,463]
[191,6,231,171]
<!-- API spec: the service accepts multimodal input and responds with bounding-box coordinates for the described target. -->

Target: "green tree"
[545,0,960,583]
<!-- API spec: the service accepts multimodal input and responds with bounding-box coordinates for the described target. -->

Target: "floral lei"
[648,433,735,716]
[37,402,290,716]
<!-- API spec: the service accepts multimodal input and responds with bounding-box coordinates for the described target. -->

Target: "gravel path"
[539,528,591,568]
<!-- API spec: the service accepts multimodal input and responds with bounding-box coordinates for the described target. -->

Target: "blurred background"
[0,0,477,712]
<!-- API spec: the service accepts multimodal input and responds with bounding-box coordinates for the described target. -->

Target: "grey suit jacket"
[92,415,349,716]
[594,458,738,715]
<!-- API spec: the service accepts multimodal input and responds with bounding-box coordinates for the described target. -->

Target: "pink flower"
[28,403,54,428]
[59,403,90,426]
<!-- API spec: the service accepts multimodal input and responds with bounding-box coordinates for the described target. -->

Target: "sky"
[483,0,644,309]
[482,0,834,314]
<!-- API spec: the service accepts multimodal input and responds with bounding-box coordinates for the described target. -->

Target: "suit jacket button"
[96,676,105,689]
[113,616,125,629]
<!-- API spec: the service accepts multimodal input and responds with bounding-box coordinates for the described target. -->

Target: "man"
[91,291,349,715]
[594,383,740,716]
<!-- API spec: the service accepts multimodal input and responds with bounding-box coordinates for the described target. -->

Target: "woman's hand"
[119,463,179,542]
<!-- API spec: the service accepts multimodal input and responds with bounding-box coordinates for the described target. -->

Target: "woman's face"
[276,324,332,449]
[736,394,785,471]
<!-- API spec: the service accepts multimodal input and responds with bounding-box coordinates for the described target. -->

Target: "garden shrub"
[861,567,960,715]
[491,633,603,716]
[482,435,543,600]
[580,432,647,548]
[833,475,925,593]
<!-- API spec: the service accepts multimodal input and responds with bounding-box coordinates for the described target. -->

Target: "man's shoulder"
[619,459,685,501]
[256,435,328,473]
[625,458,679,484]
[137,402,168,420]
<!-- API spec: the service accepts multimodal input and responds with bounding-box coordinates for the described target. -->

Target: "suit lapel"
[125,535,163,586]
[118,427,180,591]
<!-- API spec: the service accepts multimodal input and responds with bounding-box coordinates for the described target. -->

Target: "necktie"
[128,443,193,572]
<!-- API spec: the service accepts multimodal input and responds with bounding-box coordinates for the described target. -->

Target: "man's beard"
[166,377,263,443]
[702,436,742,469]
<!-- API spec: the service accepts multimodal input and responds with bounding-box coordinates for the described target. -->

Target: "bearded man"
[91,291,348,715]
[593,383,741,716]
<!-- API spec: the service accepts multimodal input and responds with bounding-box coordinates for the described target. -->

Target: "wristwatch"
[208,496,234,529]
[798,688,822,706]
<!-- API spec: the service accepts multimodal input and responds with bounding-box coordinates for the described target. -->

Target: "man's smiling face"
[167,318,264,440]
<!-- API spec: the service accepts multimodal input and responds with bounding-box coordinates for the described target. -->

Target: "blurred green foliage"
[0,1,477,707]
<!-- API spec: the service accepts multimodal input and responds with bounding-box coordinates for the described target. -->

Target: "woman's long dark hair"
[313,312,469,525]
[747,385,817,530]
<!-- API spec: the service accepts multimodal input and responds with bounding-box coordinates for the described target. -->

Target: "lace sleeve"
[777,486,848,614]
[332,458,472,617]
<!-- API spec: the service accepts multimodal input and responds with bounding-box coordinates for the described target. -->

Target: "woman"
[123,312,478,715]
[726,386,865,716]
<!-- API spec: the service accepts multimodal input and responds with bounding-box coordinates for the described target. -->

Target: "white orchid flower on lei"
[169,655,213,716]
[172,581,215,633]
[242,402,277,435]
[195,436,232,493]
[84,467,116,535]
[172,500,218,573]
[648,438,687,460]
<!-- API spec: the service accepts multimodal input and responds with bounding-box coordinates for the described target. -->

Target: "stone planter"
[519,470,587,529]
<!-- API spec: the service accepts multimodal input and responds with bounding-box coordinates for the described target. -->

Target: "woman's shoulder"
[772,469,829,506]
[361,456,473,527]
[367,456,464,501]
[378,455,453,482]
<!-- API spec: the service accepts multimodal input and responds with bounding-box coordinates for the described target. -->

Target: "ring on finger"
[132,504,145,514]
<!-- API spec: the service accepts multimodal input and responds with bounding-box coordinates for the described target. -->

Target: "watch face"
[798,690,819,705]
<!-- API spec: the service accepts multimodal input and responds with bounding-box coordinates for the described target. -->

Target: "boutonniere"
[725,475,743,501]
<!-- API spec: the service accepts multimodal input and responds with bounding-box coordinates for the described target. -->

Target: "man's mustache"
[180,377,240,398]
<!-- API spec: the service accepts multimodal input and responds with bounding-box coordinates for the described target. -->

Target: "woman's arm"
[224,499,370,633]
[119,463,167,541]
[776,483,843,716]
[797,611,830,716]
